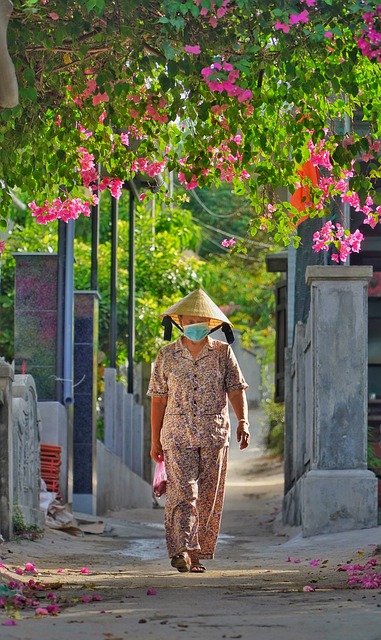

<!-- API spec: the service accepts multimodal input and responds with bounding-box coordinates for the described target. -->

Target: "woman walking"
[148,288,250,573]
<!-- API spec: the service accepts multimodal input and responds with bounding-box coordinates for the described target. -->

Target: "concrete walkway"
[1,409,381,639]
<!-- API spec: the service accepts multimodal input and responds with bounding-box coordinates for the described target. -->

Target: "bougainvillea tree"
[1,0,381,262]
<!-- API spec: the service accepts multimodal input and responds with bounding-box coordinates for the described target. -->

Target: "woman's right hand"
[150,442,164,462]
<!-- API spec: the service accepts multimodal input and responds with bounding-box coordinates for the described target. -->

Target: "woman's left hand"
[237,423,250,450]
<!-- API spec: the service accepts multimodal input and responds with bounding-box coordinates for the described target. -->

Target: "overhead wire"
[192,215,272,248]
[190,189,241,219]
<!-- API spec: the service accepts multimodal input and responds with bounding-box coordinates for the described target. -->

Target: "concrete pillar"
[123,392,133,468]
[104,368,116,453]
[0,358,14,540]
[115,381,125,457]
[132,404,144,477]
[14,253,58,400]
[302,266,378,536]
[72,291,99,515]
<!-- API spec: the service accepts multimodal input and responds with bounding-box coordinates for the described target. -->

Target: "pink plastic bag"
[153,456,167,497]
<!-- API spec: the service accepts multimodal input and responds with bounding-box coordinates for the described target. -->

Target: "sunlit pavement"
[1,408,381,639]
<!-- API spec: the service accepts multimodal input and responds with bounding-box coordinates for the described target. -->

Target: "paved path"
[1,408,381,639]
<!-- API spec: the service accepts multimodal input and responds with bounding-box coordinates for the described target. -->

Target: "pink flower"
[237,89,253,102]
[81,595,91,603]
[92,594,103,601]
[92,92,109,106]
[25,562,37,572]
[309,559,321,566]
[275,20,290,33]
[289,10,309,24]
[201,66,213,78]
[35,608,49,616]
[324,31,333,39]
[80,567,91,574]
[0,240,5,255]
[46,605,60,614]
[185,45,201,54]
[221,238,236,248]
[1,620,17,626]
[303,585,315,592]
[48,12,59,20]
[146,588,157,595]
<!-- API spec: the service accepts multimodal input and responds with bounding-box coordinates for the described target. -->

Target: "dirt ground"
[1,421,381,639]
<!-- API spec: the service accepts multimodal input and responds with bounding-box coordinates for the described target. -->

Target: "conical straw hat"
[160,288,232,329]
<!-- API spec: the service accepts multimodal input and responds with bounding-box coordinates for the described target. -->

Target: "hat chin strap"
[209,322,235,344]
[162,317,234,344]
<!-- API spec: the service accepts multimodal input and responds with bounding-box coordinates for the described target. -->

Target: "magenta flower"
[46,605,60,614]
[275,20,290,33]
[185,45,201,54]
[289,10,309,25]
[309,559,321,567]
[81,595,91,603]
[221,237,236,248]
[80,567,91,574]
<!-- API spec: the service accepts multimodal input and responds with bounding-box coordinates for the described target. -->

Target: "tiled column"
[73,291,100,515]
[14,253,58,400]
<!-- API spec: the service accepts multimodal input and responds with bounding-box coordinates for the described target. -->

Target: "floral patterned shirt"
[147,336,248,450]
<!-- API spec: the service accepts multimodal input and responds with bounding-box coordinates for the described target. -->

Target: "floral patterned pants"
[163,445,228,560]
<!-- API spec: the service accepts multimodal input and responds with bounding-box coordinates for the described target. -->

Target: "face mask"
[183,322,210,342]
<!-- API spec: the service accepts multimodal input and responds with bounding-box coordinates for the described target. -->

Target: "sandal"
[170,553,191,573]
[190,562,206,573]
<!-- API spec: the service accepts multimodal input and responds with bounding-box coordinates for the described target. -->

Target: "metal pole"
[110,195,118,368]
[343,110,351,258]
[128,188,135,394]
[56,221,66,403]
[90,195,99,291]
[63,219,75,406]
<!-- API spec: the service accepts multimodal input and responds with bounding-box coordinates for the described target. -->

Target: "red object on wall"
[40,444,62,501]
[290,160,319,225]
